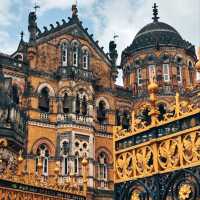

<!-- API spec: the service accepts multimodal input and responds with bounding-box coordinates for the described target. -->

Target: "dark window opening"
[76,94,80,114]
[116,110,121,126]
[158,104,166,121]
[122,111,130,130]
[12,85,19,105]
[63,93,69,114]
[39,87,50,113]
[140,108,151,125]
[97,101,107,125]
[82,95,87,116]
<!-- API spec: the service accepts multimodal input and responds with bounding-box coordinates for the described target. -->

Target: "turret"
[109,40,118,81]
[28,12,38,42]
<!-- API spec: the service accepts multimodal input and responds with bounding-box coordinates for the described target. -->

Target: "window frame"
[136,68,142,86]
[62,156,68,176]
[61,43,68,67]
[177,65,182,83]
[163,63,170,82]
[148,65,156,82]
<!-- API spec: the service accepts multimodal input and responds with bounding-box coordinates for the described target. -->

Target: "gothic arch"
[73,84,93,100]
[58,38,69,46]
[96,147,113,164]
[31,137,55,156]
[37,83,55,97]
[58,87,73,97]
[96,97,110,109]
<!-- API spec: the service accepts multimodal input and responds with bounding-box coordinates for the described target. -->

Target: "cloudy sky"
[0,0,199,84]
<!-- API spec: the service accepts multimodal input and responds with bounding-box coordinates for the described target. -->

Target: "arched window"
[116,110,121,126]
[60,141,69,176]
[39,87,50,112]
[189,61,193,84]
[12,85,19,105]
[76,94,80,114]
[72,42,78,67]
[35,144,49,176]
[98,152,108,181]
[63,93,69,114]
[122,111,130,130]
[82,95,87,116]
[83,49,89,69]
[97,101,107,124]
[61,42,68,66]
[61,141,69,156]
[14,54,23,62]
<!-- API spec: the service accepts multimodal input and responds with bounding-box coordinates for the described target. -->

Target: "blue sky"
[0,0,199,55]
[0,0,199,85]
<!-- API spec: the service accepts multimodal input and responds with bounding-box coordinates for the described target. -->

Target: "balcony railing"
[57,113,93,126]
[57,66,95,82]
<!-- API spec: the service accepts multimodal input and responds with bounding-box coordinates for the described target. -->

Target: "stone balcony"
[56,66,96,82]
[57,113,93,126]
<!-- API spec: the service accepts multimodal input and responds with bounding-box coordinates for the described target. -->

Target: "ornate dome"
[123,4,195,56]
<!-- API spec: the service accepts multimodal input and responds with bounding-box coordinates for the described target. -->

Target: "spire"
[34,0,40,14]
[72,0,78,17]
[152,3,159,22]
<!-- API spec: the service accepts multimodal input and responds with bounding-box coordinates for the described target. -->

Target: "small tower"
[72,0,78,18]
[28,11,38,42]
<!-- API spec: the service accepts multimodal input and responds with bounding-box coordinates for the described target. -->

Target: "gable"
[35,18,112,66]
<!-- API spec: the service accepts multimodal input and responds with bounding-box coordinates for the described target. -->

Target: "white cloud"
[83,0,200,85]
[0,31,19,54]
[0,0,26,54]
[0,0,199,80]
[35,0,96,13]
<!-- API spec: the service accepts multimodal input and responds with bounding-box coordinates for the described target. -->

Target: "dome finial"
[152,3,159,22]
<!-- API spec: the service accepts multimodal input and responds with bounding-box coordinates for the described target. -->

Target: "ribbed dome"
[127,21,185,53]
[123,4,195,56]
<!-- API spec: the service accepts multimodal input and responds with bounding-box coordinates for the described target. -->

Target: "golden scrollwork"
[158,139,179,169]
[179,184,192,200]
[114,90,200,141]
[135,146,154,175]
[183,132,200,163]
[116,152,133,179]
[114,130,200,183]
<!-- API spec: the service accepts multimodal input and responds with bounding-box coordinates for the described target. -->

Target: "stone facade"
[0,3,199,200]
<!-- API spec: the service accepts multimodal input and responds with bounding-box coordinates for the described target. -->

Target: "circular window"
[83,143,88,149]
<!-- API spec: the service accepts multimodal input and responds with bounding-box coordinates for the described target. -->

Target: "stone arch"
[96,97,110,109]
[73,84,93,101]
[37,83,55,97]
[96,147,113,164]
[71,39,81,46]
[31,137,55,157]
[58,87,73,97]
[58,38,69,47]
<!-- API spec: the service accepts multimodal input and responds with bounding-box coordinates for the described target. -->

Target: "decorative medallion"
[131,191,140,200]
[179,184,192,200]
[116,152,133,178]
